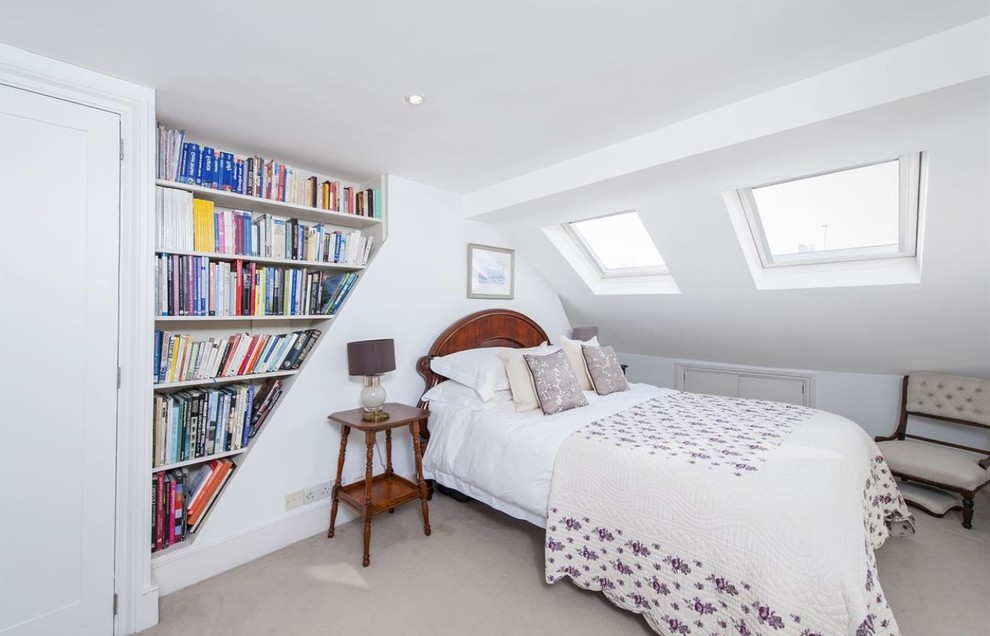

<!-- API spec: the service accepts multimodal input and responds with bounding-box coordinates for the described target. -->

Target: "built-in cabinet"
[676,362,814,406]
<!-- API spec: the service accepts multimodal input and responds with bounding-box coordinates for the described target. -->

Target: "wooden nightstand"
[326,403,431,566]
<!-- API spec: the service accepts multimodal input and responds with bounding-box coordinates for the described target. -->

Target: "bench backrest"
[906,372,990,427]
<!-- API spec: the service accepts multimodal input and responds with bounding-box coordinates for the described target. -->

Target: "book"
[290,329,322,370]
[187,459,234,529]
[189,462,234,533]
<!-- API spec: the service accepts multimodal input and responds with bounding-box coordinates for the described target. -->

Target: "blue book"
[177,145,187,182]
[319,273,346,314]
[154,330,162,383]
[329,273,358,314]
[289,270,297,315]
[232,159,243,194]
[242,384,255,448]
[243,212,252,257]
[181,143,201,185]
[221,152,234,191]
[201,147,215,190]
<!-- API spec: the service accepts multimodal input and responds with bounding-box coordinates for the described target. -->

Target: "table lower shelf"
[336,473,422,516]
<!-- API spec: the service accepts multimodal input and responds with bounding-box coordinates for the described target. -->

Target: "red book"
[155,472,165,551]
[219,334,244,377]
[236,335,262,376]
[188,460,232,528]
[167,477,177,546]
[242,334,269,375]
[234,260,243,315]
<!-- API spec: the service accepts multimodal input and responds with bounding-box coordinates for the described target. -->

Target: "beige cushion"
[878,439,990,491]
[497,343,552,412]
[559,334,598,391]
[907,372,990,426]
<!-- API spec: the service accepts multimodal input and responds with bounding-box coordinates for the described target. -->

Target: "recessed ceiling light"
[406,94,425,105]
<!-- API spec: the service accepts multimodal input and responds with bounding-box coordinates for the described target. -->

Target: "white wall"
[152,175,569,593]
[620,352,990,449]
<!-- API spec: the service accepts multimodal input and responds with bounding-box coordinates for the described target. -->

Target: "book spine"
[291,329,322,369]
[167,477,177,546]
[155,472,165,551]
[151,476,158,550]
[201,147,215,190]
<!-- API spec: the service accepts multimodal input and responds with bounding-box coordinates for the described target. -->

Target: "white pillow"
[429,347,510,401]
[559,334,599,391]
[422,380,511,409]
[497,343,555,412]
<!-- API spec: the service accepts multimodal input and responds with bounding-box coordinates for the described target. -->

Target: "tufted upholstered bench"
[876,372,990,529]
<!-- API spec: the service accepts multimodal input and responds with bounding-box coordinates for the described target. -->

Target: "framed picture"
[467,243,515,299]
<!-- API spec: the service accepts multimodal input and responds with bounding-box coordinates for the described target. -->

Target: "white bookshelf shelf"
[155,249,366,271]
[154,369,297,390]
[156,179,383,229]
[152,448,246,474]
[155,314,334,323]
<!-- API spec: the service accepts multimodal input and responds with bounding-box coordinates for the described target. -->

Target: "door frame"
[1,44,158,634]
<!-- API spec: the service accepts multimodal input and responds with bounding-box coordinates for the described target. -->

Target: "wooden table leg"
[384,429,394,477]
[411,419,431,537]
[327,425,350,538]
[362,430,375,567]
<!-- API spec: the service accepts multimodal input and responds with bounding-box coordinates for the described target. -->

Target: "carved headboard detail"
[415,309,549,437]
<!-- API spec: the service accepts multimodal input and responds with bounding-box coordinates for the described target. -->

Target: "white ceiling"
[1,0,987,193]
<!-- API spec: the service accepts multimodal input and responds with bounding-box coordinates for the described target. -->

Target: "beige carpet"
[141,490,990,636]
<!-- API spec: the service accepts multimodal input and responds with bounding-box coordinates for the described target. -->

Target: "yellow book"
[255,270,265,315]
[192,199,205,252]
[203,199,216,253]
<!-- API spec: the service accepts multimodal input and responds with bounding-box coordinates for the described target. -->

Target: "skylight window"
[567,211,667,276]
[738,154,922,267]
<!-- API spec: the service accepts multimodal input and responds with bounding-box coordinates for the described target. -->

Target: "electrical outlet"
[315,481,332,499]
[285,489,304,511]
[303,481,334,504]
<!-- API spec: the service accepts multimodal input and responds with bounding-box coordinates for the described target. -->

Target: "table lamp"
[347,338,396,421]
[571,326,599,341]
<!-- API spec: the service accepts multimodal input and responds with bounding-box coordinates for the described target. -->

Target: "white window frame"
[738,153,923,268]
[563,210,669,278]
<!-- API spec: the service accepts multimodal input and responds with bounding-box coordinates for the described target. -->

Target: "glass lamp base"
[360,376,388,421]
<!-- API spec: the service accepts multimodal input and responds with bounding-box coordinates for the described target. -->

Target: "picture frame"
[467,243,515,299]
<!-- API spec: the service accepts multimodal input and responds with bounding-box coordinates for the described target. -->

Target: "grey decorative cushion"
[524,349,589,415]
[581,344,629,395]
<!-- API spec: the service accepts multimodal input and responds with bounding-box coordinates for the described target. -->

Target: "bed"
[416,309,915,636]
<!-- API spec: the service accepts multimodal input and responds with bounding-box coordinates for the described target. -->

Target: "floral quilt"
[545,392,914,636]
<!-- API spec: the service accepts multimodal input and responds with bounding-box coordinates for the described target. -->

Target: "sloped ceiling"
[493,79,990,376]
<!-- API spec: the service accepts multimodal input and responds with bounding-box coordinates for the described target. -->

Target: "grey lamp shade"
[570,326,598,341]
[347,339,396,376]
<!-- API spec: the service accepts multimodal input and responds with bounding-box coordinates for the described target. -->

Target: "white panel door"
[738,375,806,406]
[682,368,738,398]
[0,85,120,636]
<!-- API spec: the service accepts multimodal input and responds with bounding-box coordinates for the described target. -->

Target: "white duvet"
[423,383,672,526]
[422,384,913,635]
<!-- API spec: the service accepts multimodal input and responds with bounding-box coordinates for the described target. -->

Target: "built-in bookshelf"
[150,124,387,557]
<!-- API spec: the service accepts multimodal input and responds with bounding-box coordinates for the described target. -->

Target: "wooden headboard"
[415,309,549,433]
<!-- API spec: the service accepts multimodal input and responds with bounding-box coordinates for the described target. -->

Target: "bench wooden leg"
[962,498,974,529]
